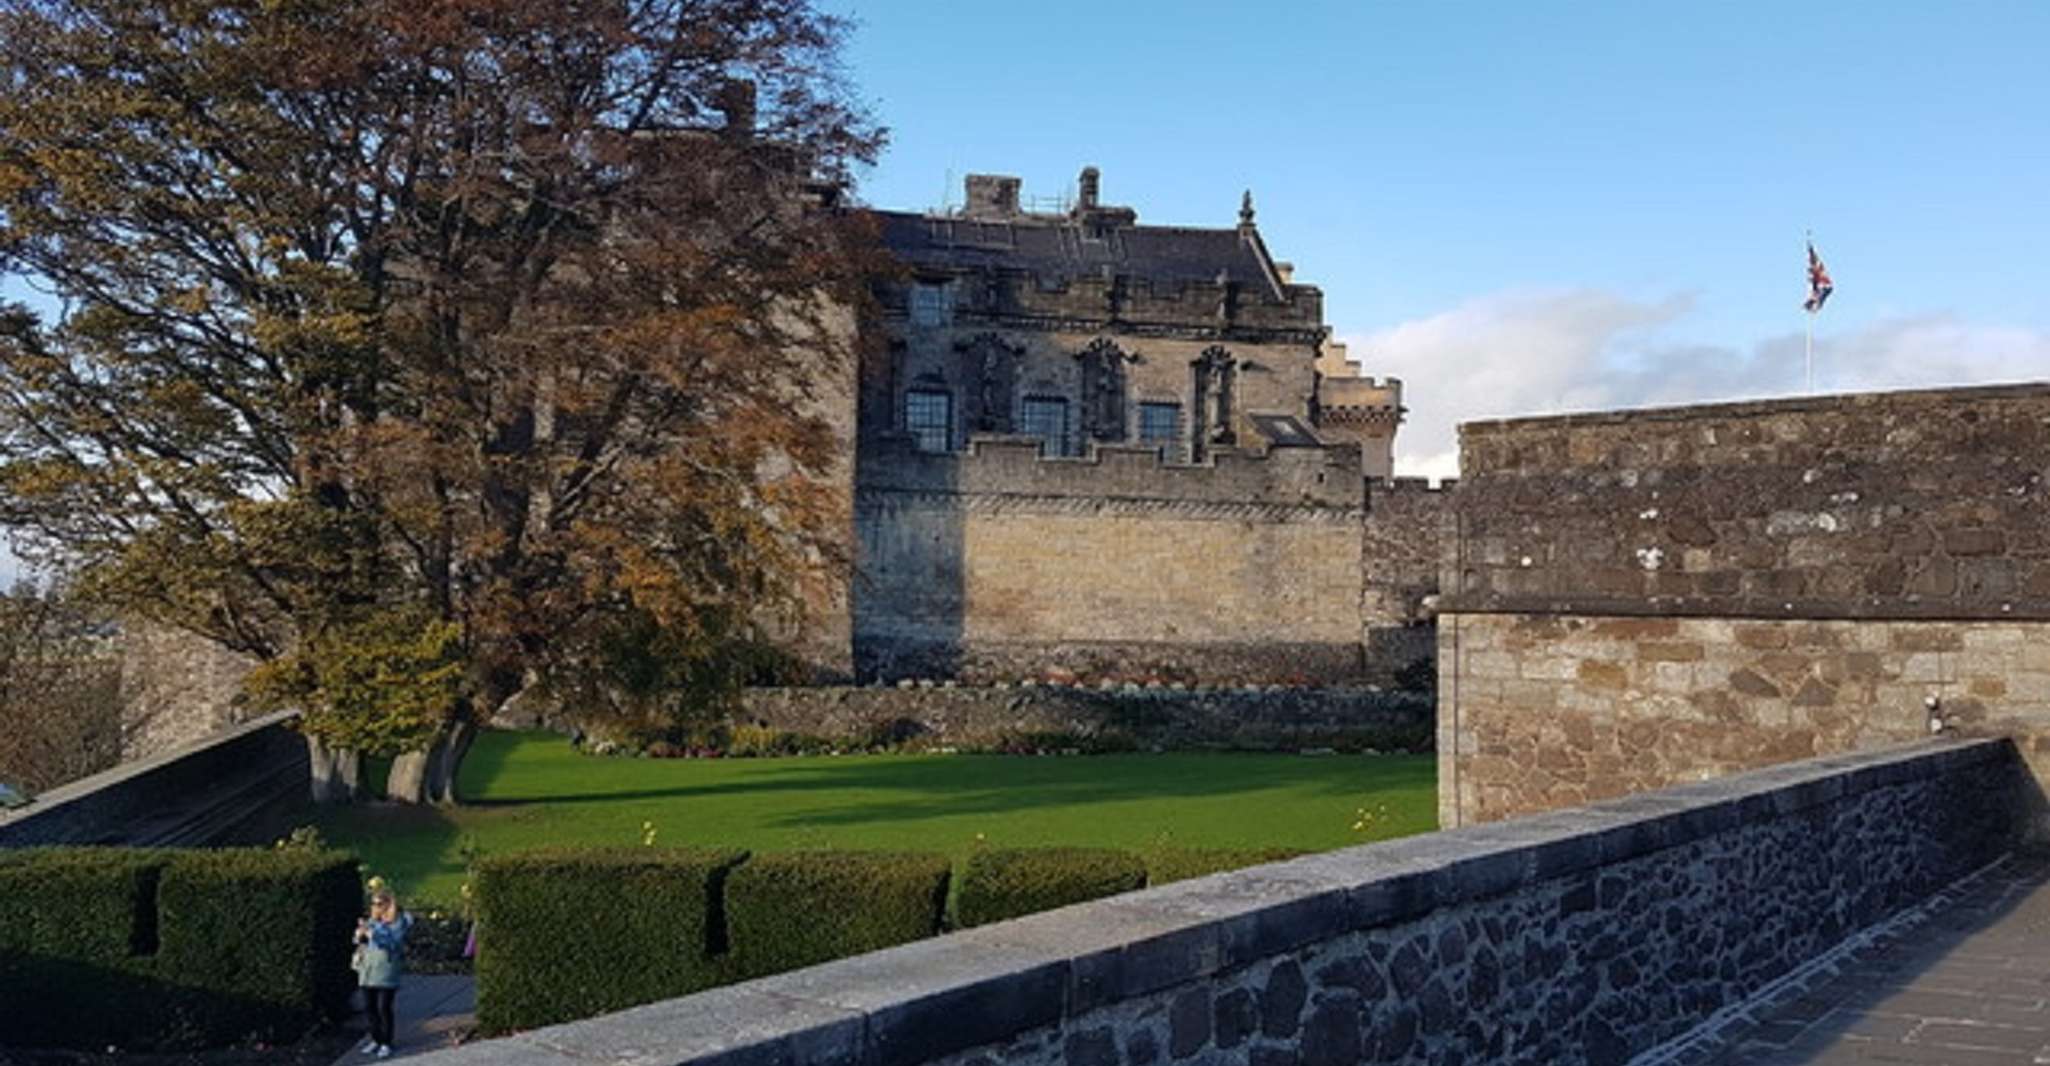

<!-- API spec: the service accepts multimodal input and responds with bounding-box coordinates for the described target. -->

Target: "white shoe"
[359,1037,378,1055]
[375,1046,393,1059]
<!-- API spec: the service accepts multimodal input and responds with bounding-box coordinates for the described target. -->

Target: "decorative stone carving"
[1076,338,1130,443]
[955,332,1021,433]
[1192,345,1237,459]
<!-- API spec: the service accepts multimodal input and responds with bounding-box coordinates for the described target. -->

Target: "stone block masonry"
[854,437,1381,685]
[1437,382,2050,827]
[402,738,2034,1066]
[1437,613,2050,826]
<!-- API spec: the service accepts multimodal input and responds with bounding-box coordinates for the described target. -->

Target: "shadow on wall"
[851,434,966,681]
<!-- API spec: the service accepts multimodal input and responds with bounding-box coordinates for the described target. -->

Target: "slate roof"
[1247,413,1324,448]
[874,211,1287,300]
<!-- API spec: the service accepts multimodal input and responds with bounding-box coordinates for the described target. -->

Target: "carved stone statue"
[1192,346,1237,458]
[956,333,1016,433]
[1077,338,1129,443]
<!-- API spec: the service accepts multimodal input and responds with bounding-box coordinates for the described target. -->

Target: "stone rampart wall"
[853,439,1372,684]
[739,685,1431,751]
[0,711,304,847]
[406,738,2033,1066]
[1440,382,2050,826]
[1448,383,2050,620]
[117,620,258,760]
[1437,612,2050,826]
[1361,479,1455,686]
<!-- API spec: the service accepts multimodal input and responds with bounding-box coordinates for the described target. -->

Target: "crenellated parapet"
[857,431,1364,514]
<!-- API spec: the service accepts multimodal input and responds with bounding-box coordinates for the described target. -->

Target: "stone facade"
[1438,382,2050,826]
[1438,613,2050,826]
[1362,479,1455,688]
[740,685,1430,752]
[850,170,1426,684]
[402,739,2032,1066]
[854,436,1371,684]
[116,620,258,760]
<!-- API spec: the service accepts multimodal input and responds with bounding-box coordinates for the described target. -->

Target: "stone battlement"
[1368,475,1458,494]
[879,270,1324,337]
[857,432,1365,511]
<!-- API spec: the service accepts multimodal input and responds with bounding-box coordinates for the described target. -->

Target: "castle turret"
[1312,341,1404,479]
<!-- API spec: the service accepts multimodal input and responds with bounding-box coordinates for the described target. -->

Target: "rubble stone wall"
[739,685,1431,751]
[404,739,2032,1066]
[1438,383,2050,826]
[1437,612,2050,826]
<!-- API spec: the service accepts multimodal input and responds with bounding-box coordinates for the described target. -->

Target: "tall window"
[1019,396,1071,456]
[905,390,952,453]
[1138,402,1182,448]
[909,282,952,326]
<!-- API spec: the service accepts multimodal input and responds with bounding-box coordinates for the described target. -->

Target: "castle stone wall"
[1439,382,2050,826]
[853,439,1374,683]
[405,739,2032,1066]
[1438,613,2050,826]
[1361,479,1454,687]
[117,621,257,760]
[740,685,1429,751]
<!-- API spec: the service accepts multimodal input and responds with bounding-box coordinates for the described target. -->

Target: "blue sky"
[836,0,2050,475]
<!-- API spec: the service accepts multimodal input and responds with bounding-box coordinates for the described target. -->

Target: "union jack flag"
[1803,241,1834,313]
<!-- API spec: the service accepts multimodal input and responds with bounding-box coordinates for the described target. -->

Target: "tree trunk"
[426,718,477,806]
[385,748,431,804]
[306,735,364,805]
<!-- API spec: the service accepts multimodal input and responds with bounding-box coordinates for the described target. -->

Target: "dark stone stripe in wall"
[740,685,1432,752]
[848,640,1372,688]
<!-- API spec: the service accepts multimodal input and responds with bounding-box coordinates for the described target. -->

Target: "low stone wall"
[0,711,305,848]
[738,685,1432,751]
[409,737,2031,1066]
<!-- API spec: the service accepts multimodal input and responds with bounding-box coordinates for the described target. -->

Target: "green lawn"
[317,730,1438,906]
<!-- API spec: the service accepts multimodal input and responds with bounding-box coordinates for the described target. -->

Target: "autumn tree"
[0,0,882,803]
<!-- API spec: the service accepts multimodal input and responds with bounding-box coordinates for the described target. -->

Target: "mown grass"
[317,730,1437,906]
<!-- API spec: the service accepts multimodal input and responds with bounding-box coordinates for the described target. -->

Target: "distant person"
[353,888,414,1059]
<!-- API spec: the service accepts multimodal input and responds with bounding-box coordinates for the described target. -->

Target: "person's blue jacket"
[356,912,414,988]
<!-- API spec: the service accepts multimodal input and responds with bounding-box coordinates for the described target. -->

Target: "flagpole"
[1802,229,1815,394]
[1805,311,1814,394]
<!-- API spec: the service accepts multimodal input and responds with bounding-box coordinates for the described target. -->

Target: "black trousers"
[364,986,398,1046]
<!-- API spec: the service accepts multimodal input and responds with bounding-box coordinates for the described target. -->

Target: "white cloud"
[1346,290,2050,480]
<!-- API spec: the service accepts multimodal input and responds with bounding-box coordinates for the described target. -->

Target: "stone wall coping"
[407,736,2009,1066]
[0,709,298,833]
[1434,597,2050,623]
[1458,380,2050,438]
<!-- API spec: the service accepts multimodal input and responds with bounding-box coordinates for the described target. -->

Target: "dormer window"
[909,282,952,326]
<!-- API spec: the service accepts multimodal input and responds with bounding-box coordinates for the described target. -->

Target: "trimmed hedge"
[1144,847,1306,886]
[725,851,950,980]
[474,847,746,1035]
[0,847,359,1050]
[955,847,1148,928]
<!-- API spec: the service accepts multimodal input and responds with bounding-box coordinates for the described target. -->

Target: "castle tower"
[1312,340,1403,479]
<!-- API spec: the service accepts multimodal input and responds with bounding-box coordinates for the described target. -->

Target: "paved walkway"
[331,975,475,1063]
[1664,851,2050,1065]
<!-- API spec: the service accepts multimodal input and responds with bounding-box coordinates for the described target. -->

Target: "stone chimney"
[1078,166,1101,210]
[962,174,1022,219]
